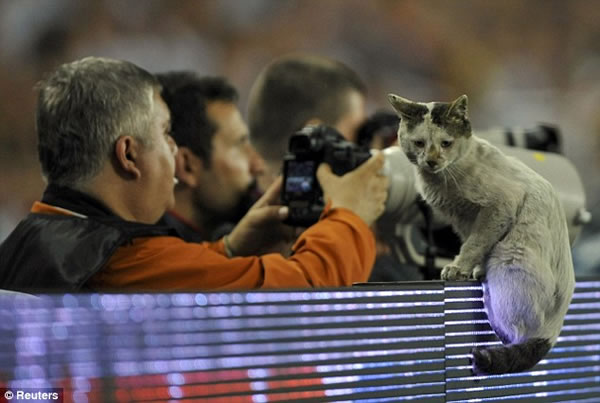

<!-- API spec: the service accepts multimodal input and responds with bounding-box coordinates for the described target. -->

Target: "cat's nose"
[427,160,437,168]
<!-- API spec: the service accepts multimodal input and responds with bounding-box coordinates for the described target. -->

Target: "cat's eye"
[413,140,425,148]
[441,140,453,148]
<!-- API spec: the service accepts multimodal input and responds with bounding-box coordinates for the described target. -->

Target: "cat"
[388,93,575,375]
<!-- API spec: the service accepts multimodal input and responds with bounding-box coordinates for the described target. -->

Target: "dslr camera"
[282,125,371,226]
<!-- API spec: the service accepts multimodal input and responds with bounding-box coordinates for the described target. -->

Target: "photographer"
[0,57,388,291]
[247,53,368,192]
[155,72,265,242]
[248,53,422,281]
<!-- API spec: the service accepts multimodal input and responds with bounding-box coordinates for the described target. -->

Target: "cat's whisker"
[448,163,466,178]
[447,165,462,192]
[441,169,449,188]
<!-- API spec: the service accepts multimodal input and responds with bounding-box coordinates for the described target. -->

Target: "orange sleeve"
[88,208,375,291]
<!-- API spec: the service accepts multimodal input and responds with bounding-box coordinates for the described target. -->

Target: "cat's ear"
[447,95,469,120]
[446,94,471,137]
[388,93,412,118]
[388,94,422,121]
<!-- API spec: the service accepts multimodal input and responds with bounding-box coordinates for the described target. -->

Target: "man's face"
[195,101,265,221]
[138,91,178,223]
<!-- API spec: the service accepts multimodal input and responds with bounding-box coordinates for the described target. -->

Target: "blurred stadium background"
[0,0,598,274]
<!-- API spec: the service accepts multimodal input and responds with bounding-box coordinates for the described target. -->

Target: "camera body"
[282,125,371,226]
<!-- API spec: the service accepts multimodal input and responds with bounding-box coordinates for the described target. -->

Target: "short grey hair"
[36,56,159,188]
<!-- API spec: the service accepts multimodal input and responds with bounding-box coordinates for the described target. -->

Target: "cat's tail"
[471,338,551,375]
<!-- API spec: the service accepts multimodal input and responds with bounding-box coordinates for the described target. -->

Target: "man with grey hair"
[35,57,178,223]
[0,56,389,291]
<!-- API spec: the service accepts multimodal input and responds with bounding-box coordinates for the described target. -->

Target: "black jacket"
[0,185,174,292]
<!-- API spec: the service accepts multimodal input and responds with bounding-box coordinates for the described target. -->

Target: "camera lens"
[379,146,420,222]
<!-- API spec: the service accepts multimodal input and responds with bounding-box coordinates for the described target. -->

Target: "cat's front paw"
[441,264,472,281]
[472,265,486,281]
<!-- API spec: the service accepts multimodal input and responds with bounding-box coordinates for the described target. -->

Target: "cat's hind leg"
[470,265,554,374]
[483,265,550,343]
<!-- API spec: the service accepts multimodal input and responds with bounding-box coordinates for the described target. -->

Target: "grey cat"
[388,93,575,375]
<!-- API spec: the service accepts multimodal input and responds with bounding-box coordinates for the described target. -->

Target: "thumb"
[355,151,385,175]
[253,176,283,209]
[316,162,333,185]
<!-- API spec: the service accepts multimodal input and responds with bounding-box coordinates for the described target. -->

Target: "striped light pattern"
[0,280,597,402]
[444,279,600,402]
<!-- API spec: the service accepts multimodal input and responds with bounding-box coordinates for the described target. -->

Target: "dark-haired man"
[157,72,265,241]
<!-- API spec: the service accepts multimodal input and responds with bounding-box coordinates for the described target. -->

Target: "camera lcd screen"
[285,160,315,195]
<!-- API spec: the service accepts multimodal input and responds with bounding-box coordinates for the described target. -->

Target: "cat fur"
[388,93,574,375]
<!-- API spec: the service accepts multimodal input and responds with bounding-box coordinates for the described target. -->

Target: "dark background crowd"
[1,0,599,274]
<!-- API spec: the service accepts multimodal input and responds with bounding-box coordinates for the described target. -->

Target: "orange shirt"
[31,202,375,291]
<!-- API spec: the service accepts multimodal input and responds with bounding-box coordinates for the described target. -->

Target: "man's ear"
[114,136,142,179]
[175,146,204,188]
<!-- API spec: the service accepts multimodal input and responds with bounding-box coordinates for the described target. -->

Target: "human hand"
[317,151,389,227]
[226,176,298,256]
